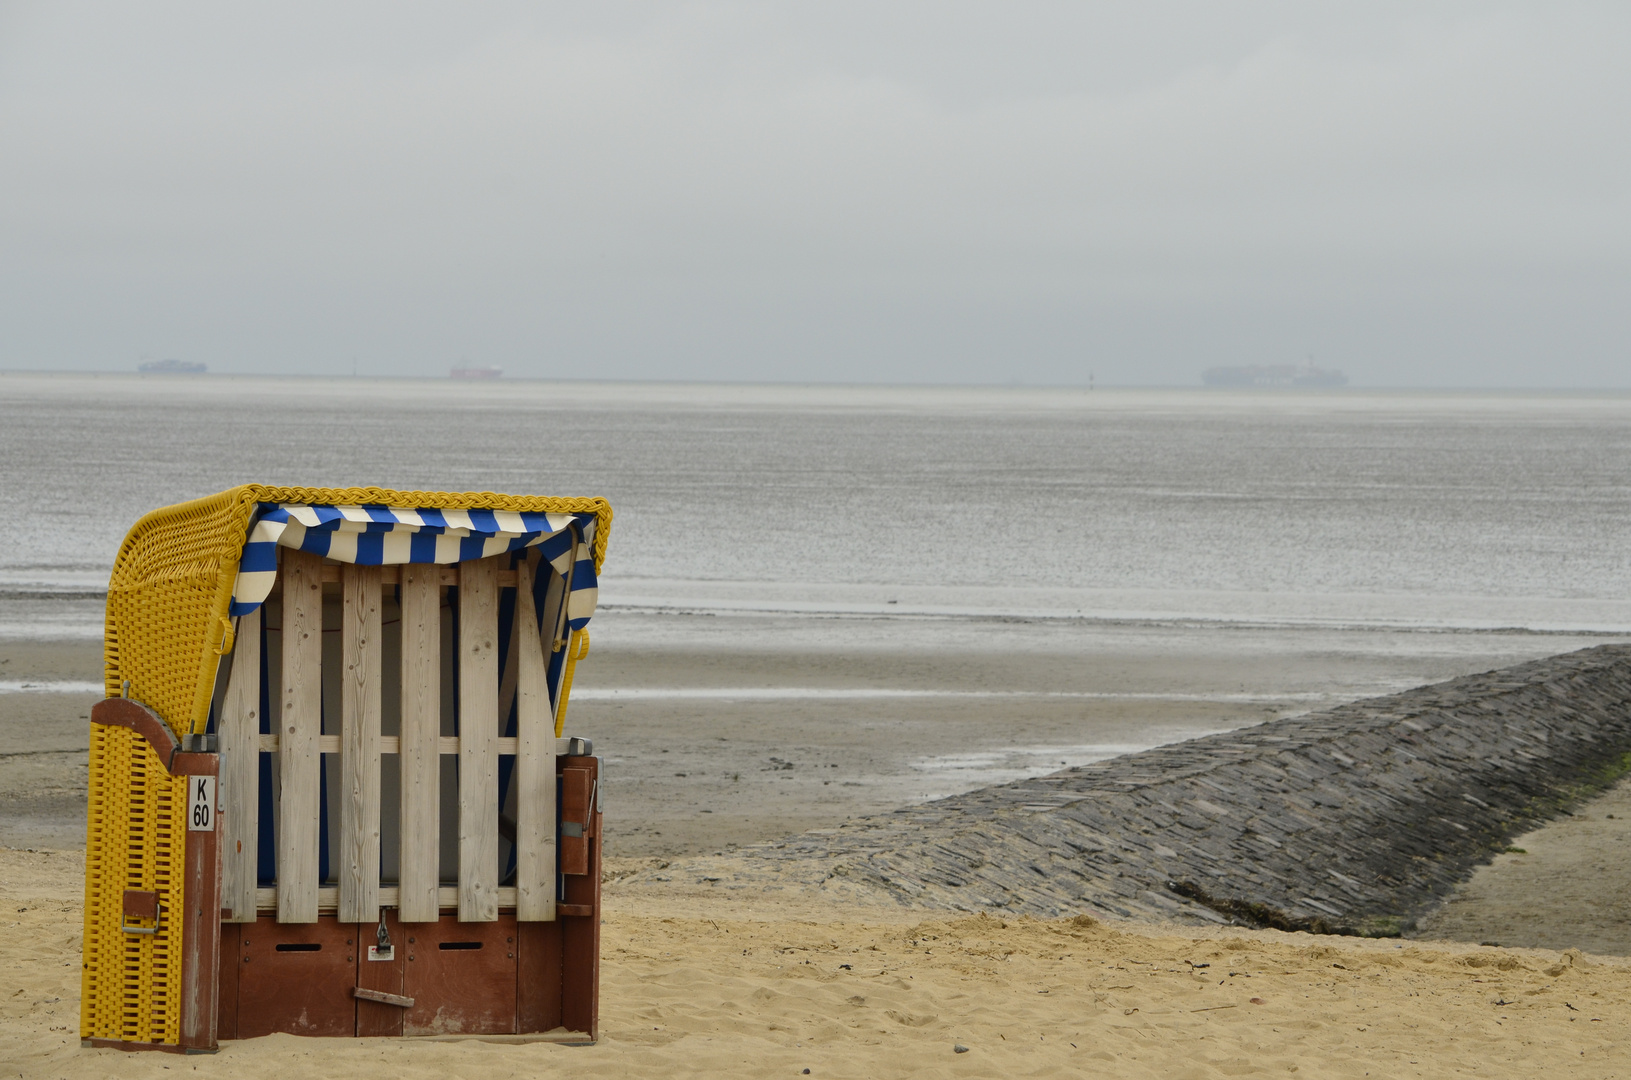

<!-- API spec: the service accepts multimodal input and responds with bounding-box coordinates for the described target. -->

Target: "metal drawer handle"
[122,904,161,935]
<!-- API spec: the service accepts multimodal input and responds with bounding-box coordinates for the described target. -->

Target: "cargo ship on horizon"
[1203,363,1347,388]
[136,358,207,374]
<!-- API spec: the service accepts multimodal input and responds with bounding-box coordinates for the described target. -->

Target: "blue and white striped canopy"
[229,503,599,628]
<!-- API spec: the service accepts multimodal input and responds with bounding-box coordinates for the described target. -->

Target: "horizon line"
[4,368,1631,395]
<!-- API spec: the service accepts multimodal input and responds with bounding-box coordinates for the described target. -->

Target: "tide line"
[0,680,105,694]
[571,687,1333,703]
[0,680,1339,703]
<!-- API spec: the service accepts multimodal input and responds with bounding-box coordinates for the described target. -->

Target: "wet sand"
[0,639,100,849]
[1,618,1611,855]
[1412,776,1631,956]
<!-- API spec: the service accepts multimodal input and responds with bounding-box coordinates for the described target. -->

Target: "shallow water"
[3,374,1630,639]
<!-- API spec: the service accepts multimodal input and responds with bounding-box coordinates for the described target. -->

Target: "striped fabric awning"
[229,503,599,628]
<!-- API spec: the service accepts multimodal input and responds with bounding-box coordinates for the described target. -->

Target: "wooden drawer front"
[235,916,359,1038]
[402,916,518,1035]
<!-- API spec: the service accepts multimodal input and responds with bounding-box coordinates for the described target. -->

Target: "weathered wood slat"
[316,564,520,587]
[338,564,383,924]
[219,607,260,923]
[513,556,557,921]
[256,885,519,912]
[260,733,545,755]
[276,549,323,923]
[398,563,442,923]
[457,558,500,922]
[497,585,521,738]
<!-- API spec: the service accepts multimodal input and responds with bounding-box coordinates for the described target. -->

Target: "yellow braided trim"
[555,629,590,737]
[105,485,612,740]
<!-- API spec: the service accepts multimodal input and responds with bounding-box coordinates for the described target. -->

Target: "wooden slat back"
[218,608,260,923]
[513,556,558,921]
[248,549,576,924]
[276,549,323,923]
[398,564,441,922]
[457,559,500,922]
[338,564,383,924]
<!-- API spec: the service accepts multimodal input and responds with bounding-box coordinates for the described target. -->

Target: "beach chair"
[78,486,611,1051]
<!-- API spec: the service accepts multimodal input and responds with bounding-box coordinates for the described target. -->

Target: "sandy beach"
[6,616,1631,1073]
[5,846,1630,1078]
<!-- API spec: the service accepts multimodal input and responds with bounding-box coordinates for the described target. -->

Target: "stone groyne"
[653,645,1631,933]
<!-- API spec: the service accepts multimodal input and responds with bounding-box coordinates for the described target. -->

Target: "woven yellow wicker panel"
[79,722,113,1039]
[79,724,186,1045]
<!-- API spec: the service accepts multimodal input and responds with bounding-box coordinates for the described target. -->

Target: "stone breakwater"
[642,645,1631,932]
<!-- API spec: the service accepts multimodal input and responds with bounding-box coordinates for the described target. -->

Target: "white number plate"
[187,776,216,832]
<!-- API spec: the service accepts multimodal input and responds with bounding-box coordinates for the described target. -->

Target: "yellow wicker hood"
[104,485,612,738]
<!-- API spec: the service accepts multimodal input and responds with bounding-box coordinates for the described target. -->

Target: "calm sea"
[4,373,1630,640]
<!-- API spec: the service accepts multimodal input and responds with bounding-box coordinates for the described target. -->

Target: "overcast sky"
[1,2,1626,386]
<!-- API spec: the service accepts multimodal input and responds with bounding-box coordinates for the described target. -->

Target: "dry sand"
[4,848,1630,1078]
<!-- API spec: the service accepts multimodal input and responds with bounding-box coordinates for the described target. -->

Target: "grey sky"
[1,2,1625,386]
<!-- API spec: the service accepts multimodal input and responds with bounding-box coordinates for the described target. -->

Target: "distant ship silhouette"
[449,365,502,379]
[137,358,207,374]
[1203,364,1346,388]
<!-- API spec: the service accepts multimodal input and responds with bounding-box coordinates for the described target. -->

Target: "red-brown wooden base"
[216,901,598,1041]
[215,778,601,1043]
